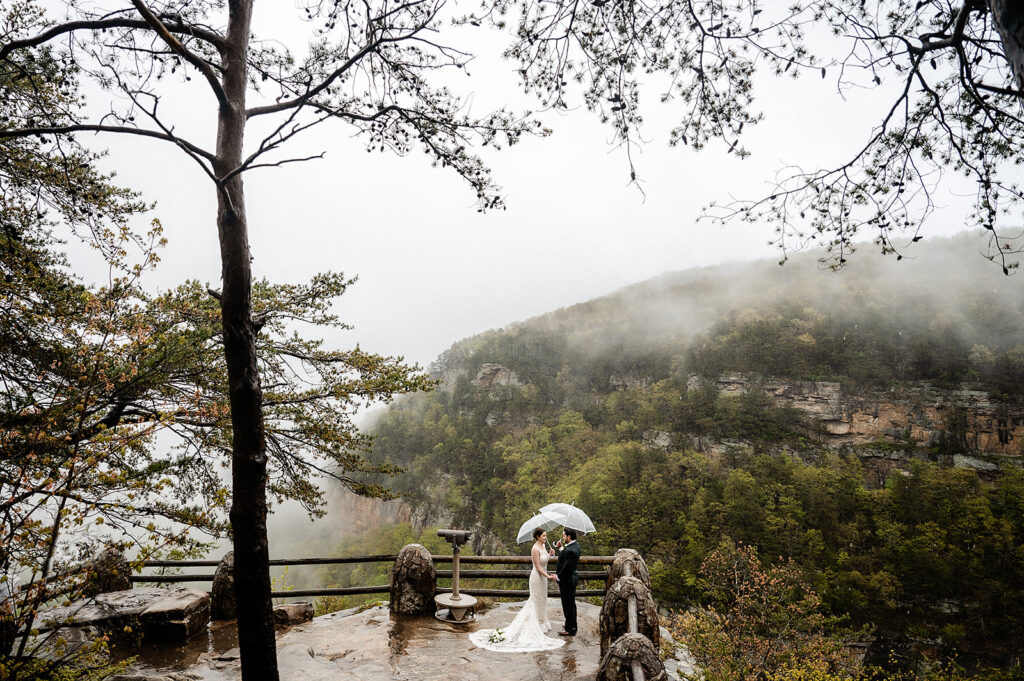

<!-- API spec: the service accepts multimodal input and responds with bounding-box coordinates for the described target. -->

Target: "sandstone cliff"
[694,373,1023,467]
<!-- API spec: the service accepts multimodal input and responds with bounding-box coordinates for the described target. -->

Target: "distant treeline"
[691,304,1024,398]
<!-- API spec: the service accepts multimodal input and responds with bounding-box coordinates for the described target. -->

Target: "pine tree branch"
[0,17,225,61]
[0,124,215,162]
[129,0,229,111]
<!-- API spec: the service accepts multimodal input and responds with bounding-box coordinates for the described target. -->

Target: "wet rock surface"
[107,674,201,681]
[124,599,689,681]
[41,587,210,644]
[272,601,313,625]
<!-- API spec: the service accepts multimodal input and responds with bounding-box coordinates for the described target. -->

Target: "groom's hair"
[564,528,577,541]
[533,527,545,540]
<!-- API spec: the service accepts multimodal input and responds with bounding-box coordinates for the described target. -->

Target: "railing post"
[390,544,436,616]
[83,546,132,597]
[624,563,645,681]
[210,551,236,620]
[598,549,665,681]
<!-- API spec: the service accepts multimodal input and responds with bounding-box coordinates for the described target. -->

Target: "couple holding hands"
[470,527,581,652]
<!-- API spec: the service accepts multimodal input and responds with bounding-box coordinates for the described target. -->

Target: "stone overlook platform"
[116,599,693,681]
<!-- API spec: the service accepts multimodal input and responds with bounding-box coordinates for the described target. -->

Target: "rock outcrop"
[40,587,210,643]
[273,602,314,625]
[609,372,651,391]
[693,374,1024,463]
[473,363,521,391]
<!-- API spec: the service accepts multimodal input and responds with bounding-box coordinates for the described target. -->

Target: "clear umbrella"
[538,502,596,535]
[516,511,563,543]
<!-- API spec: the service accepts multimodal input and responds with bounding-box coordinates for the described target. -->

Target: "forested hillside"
[366,235,1024,668]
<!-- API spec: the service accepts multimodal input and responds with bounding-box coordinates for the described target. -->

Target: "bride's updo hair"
[532,527,545,540]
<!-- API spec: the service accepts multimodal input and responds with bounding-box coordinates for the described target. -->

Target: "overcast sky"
[69,7,980,371]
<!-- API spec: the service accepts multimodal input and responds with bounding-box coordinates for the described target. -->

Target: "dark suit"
[555,541,581,634]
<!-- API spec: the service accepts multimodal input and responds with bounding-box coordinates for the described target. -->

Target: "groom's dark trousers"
[556,541,581,635]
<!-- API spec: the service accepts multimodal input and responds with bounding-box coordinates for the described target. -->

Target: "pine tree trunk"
[215,2,279,680]
[991,0,1024,91]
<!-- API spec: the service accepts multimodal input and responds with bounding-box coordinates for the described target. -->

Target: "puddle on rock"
[111,619,239,672]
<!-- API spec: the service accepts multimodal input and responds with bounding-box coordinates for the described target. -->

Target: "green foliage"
[0,10,431,671]
[771,664,1024,681]
[278,524,448,615]
[373,373,1024,658]
[689,304,1024,395]
[366,269,1024,667]
[671,542,846,681]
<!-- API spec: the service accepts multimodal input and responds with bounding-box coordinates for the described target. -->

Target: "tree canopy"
[0,0,539,674]
[479,0,1024,270]
[0,24,433,674]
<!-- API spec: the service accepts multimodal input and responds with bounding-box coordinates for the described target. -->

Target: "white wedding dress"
[469,548,565,652]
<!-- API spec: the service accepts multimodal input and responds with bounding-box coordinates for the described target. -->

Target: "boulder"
[39,587,209,644]
[140,587,210,641]
[209,552,235,620]
[273,602,314,625]
[599,576,660,656]
[605,548,650,591]
[83,547,132,597]
[596,633,667,681]
[389,544,436,615]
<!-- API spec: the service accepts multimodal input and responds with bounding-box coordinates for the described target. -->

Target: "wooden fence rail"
[137,554,615,568]
[130,554,616,600]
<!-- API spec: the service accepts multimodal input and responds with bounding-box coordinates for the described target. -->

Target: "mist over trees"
[3,0,1024,677]
[366,238,1024,669]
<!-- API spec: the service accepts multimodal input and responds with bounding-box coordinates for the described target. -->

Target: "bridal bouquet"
[487,629,506,644]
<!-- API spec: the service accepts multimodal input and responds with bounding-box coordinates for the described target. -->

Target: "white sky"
[70,6,979,371]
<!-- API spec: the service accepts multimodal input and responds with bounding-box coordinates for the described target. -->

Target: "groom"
[553,528,580,636]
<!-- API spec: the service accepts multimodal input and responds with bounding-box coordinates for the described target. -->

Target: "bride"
[469,528,565,652]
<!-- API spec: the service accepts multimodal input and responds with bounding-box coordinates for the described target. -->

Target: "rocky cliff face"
[472,363,522,391]
[695,374,1023,466]
[327,489,413,534]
